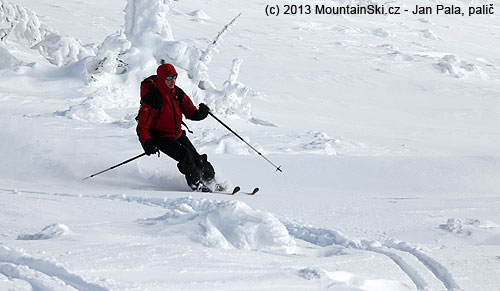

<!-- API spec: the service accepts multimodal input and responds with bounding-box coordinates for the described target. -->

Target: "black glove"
[142,139,158,156]
[189,103,210,121]
[197,103,210,120]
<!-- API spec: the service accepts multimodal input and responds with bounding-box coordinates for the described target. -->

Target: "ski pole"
[82,153,147,180]
[208,112,282,172]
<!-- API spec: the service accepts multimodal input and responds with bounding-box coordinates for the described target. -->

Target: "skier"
[136,63,214,191]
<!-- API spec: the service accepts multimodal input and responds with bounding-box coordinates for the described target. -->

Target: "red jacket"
[137,64,200,143]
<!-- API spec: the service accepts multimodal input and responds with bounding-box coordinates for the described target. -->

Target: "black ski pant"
[153,130,201,177]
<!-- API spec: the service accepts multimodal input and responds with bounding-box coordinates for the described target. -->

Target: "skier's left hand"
[198,103,210,120]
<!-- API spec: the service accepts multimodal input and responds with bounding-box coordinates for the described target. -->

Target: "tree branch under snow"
[201,12,243,66]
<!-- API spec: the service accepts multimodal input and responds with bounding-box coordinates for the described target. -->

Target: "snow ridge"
[138,196,296,252]
[107,192,463,290]
[17,223,71,240]
[0,246,107,291]
[0,188,472,290]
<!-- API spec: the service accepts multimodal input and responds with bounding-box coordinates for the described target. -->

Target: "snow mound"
[17,223,71,240]
[267,131,338,155]
[433,54,486,78]
[140,197,296,252]
[464,218,499,229]
[439,218,470,235]
[193,132,263,155]
[298,268,323,280]
[189,9,211,21]
[55,81,135,123]
[56,96,115,123]
[372,28,394,38]
[324,270,413,291]
[301,131,338,155]
[419,29,439,40]
[298,268,412,291]
[0,47,21,69]
[270,131,395,156]
[439,217,499,236]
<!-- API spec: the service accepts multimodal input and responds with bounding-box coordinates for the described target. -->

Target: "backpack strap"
[173,85,194,134]
[174,85,184,103]
[182,121,194,134]
[138,79,194,133]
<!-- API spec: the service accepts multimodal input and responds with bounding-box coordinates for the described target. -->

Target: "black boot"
[196,154,215,184]
[185,171,210,192]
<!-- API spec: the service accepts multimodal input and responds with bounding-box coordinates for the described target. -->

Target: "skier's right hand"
[143,139,159,156]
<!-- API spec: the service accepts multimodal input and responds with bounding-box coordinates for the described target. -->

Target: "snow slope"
[1,0,500,290]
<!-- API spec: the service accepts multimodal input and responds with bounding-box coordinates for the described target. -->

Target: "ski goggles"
[164,75,177,80]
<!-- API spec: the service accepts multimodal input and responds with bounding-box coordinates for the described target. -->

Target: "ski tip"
[232,186,241,195]
[251,187,260,195]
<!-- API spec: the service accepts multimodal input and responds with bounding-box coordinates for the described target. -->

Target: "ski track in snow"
[366,247,429,291]
[287,224,462,291]
[0,245,107,291]
[1,188,463,291]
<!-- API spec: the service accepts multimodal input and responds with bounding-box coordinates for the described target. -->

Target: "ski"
[226,186,259,195]
[200,183,238,195]
[198,183,258,196]
[231,186,241,195]
[229,186,259,195]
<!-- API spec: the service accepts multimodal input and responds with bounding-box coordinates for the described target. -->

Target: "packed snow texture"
[1,0,500,290]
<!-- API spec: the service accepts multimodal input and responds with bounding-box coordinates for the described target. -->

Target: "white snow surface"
[1,0,500,290]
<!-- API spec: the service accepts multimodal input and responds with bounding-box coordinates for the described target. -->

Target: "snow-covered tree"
[2,0,256,121]
[0,0,94,66]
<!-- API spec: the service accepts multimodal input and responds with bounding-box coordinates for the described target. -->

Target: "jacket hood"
[157,64,177,80]
[156,64,178,95]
